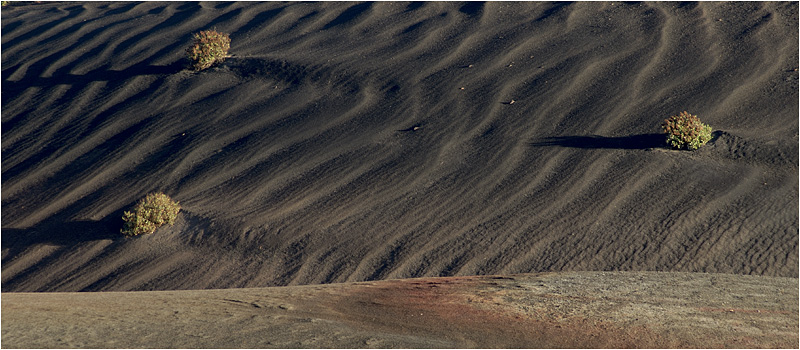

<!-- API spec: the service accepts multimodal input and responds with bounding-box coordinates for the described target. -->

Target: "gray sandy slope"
[2,1,797,293]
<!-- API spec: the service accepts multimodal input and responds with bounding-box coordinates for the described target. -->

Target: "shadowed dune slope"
[2,2,798,292]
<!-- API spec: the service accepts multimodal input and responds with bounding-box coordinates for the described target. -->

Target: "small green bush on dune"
[121,192,180,236]
[185,29,231,71]
[662,111,713,150]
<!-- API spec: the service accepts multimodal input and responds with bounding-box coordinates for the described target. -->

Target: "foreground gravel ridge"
[3,271,797,348]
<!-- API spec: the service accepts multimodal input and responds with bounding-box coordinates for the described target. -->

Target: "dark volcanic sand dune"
[2,2,798,292]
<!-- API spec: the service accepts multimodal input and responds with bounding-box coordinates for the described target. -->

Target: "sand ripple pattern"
[2,2,797,291]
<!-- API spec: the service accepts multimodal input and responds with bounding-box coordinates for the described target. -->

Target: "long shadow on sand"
[1,218,121,292]
[1,198,129,264]
[1,218,121,250]
[529,133,665,150]
[1,61,185,94]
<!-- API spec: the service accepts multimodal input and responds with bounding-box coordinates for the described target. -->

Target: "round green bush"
[661,111,713,150]
[121,192,181,236]
[185,29,231,71]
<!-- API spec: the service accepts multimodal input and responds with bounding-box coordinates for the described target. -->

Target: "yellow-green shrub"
[185,29,231,71]
[661,111,713,150]
[121,192,180,236]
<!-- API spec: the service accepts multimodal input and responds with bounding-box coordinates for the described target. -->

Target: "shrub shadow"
[1,204,130,265]
[1,217,125,292]
[2,60,186,94]
[529,133,665,150]
[2,218,122,250]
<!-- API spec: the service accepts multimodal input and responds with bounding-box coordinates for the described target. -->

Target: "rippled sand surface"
[2,2,797,292]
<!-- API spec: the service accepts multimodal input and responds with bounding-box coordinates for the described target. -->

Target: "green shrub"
[661,111,713,150]
[185,29,231,71]
[121,192,181,236]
